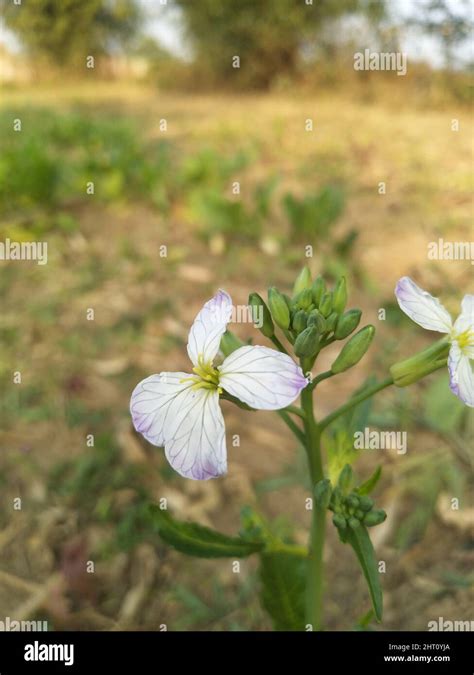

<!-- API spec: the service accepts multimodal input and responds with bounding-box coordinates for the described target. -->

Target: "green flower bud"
[330,486,343,512]
[296,288,313,310]
[333,277,347,314]
[292,309,308,334]
[348,517,360,529]
[346,493,359,509]
[335,309,362,340]
[363,509,387,527]
[314,479,332,509]
[358,496,374,512]
[390,337,450,387]
[338,464,353,494]
[311,275,325,307]
[308,310,326,333]
[268,287,290,330]
[220,331,244,358]
[293,266,312,295]
[331,325,375,374]
[326,312,338,333]
[319,292,333,318]
[294,325,319,358]
[355,509,364,520]
[248,292,274,338]
[333,514,347,530]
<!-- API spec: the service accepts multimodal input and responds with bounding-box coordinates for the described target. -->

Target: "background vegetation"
[0,0,472,631]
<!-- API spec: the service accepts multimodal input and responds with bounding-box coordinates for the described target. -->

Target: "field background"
[0,0,472,631]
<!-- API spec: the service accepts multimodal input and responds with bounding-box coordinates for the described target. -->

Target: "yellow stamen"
[180,353,221,392]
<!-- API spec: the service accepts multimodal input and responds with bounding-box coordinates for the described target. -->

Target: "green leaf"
[356,466,382,496]
[150,505,264,558]
[259,552,306,631]
[344,526,383,621]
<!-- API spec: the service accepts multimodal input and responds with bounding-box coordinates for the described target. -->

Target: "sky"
[1,0,472,69]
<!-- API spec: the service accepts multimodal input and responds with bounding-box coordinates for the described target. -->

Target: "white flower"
[395,277,473,407]
[130,290,308,479]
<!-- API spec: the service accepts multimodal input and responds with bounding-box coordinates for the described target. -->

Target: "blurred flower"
[130,290,307,479]
[395,276,473,407]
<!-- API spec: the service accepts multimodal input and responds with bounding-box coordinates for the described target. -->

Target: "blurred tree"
[1,0,141,66]
[410,0,472,69]
[173,0,386,88]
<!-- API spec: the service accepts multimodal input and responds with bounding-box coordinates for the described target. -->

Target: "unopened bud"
[248,293,274,338]
[333,277,347,314]
[268,287,290,330]
[311,275,325,307]
[294,325,319,358]
[293,266,312,295]
[331,325,375,374]
[292,309,308,334]
[319,292,333,318]
[363,509,387,527]
[314,479,332,509]
[335,309,362,339]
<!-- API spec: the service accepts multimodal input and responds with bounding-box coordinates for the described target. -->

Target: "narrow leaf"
[345,526,383,621]
[150,505,264,558]
[357,466,382,496]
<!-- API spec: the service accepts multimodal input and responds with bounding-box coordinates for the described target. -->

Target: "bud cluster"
[250,267,373,367]
[313,465,386,533]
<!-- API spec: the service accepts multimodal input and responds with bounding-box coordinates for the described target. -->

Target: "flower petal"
[395,277,452,333]
[448,343,474,407]
[453,294,474,337]
[130,372,194,447]
[164,389,227,480]
[187,290,233,366]
[219,345,308,410]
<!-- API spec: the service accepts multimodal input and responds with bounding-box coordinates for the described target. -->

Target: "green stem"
[282,404,306,419]
[270,334,289,355]
[301,386,325,631]
[277,410,305,444]
[309,369,333,391]
[319,376,393,431]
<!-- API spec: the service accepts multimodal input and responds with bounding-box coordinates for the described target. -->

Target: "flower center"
[454,328,474,353]
[181,354,222,393]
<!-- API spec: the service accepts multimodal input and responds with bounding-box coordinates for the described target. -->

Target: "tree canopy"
[2,0,141,65]
[173,0,386,88]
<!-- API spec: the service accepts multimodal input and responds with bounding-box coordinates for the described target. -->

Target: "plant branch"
[309,369,334,391]
[319,376,394,431]
[276,410,305,444]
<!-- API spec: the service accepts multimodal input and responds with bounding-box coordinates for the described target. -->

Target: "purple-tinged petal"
[187,290,233,367]
[130,372,194,446]
[219,345,308,410]
[164,389,227,480]
[448,343,474,407]
[395,277,452,333]
[130,373,227,479]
